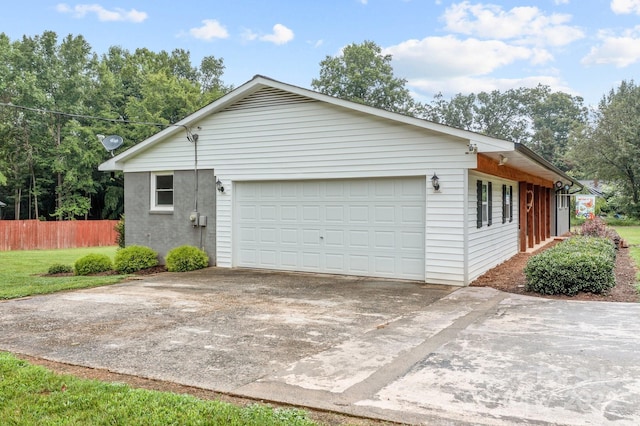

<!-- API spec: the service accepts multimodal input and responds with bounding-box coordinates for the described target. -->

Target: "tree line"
[1,36,638,220]
[0,31,228,220]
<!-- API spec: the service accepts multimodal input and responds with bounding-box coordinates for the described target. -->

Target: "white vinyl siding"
[425,169,467,285]
[123,96,475,177]
[468,171,519,283]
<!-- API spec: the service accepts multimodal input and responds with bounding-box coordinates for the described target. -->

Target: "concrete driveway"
[1,268,639,425]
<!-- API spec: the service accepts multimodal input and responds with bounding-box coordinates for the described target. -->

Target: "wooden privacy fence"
[0,220,119,251]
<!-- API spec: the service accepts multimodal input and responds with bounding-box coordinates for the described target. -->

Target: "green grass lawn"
[0,352,315,426]
[0,246,125,299]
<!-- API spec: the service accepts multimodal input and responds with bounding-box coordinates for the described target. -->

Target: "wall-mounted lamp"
[431,173,440,191]
[498,154,508,166]
[465,143,478,154]
[216,179,225,193]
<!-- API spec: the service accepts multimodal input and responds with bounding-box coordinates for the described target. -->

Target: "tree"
[0,31,229,220]
[425,85,587,170]
[311,41,417,115]
[569,80,640,217]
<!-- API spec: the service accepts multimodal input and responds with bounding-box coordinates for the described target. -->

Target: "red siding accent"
[0,220,119,251]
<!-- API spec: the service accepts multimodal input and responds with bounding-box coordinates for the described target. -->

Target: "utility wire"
[0,101,170,128]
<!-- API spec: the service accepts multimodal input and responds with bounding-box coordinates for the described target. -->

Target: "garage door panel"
[235,178,425,280]
[401,231,424,250]
[349,206,369,223]
[280,251,298,267]
[302,252,321,268]
[373,206,395,223]
[259,250,277,266]
[281,205,298,221]
[239,205,258,220]
[374,231,395,249]
[280,228,299,244]
[302,206,321,222]
[259,228,277,244]
[348,254,369,274]
[374,256,396,274]
[324,229,344,247]
[325,253,345,272]
[325,205,344,222]
[259,205,277,221]
[402,206,424,224]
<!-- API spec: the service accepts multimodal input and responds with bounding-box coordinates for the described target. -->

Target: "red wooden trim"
[475,154,554,188]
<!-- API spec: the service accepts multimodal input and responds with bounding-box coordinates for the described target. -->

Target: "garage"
[234,177,426,280]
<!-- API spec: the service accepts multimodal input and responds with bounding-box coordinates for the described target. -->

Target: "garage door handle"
[320,236,324,239]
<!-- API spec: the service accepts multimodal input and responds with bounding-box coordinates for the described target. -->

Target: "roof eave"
[514,143,583,190]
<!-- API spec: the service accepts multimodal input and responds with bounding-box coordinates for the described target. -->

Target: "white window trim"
[150,171,174,212]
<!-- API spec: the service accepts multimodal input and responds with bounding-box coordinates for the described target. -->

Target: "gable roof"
[98,75,580,188]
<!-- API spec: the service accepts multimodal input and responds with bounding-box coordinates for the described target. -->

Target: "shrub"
[524,236,616,296]
[114,215,125,248]
[74,254,113,276]
[114,245,158,274]
[165,245,209,272]
[47,263,73,274]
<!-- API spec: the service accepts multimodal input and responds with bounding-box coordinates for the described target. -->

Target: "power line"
[0,101,169,128]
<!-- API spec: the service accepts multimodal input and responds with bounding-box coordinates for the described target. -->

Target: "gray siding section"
[124,170,216,265]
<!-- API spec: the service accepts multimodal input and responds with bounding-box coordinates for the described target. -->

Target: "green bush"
[47,263,73,274]
[114,215,125,248]
[114,245,158,274]
[165,245,209,272]
[74,254,113,276]
[524,236,616,296]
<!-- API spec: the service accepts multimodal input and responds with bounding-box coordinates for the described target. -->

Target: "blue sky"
[2,0,640,106]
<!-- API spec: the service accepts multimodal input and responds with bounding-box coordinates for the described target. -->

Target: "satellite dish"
[100,135,124,156]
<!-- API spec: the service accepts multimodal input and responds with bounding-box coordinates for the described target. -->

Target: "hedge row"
[524,236,616,296]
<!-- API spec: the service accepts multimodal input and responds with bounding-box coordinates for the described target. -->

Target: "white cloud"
[407,75,572,101]
[554,0,570,4]
[189,19,229,41]
[241,28,258,42]
[55,3,147,23]
[611,0,640,14]
[442,2,584,47]
[384,36,540,79]
[259,24,294,45]
[581,27,640,67]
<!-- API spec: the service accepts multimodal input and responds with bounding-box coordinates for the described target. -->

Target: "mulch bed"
[471,240,639,302]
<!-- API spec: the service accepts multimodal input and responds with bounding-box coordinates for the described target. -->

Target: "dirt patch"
[471,240,639,302]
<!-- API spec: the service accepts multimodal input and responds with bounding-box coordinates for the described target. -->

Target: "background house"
[99,76,580,286]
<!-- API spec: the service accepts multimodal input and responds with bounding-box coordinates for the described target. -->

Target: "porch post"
[519,182,527,252]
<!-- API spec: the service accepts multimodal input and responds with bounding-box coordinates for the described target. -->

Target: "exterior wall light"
[431,173,440,191]
[216,179,225,193]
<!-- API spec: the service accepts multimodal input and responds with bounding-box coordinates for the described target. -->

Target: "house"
[99,75,580,286]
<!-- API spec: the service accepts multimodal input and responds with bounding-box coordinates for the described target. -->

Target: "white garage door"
[235,177,425,280]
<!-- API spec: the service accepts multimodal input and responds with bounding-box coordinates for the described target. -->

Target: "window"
[151,172,174,211]
[476,180,492,227]
[502,184,513,223]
